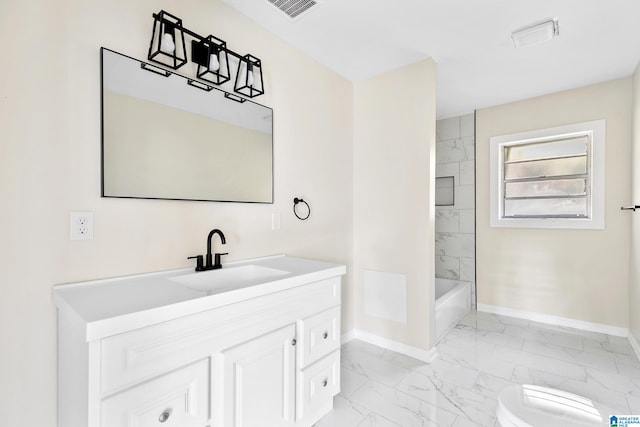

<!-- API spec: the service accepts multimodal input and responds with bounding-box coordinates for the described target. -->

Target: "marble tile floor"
[315,311,640,427]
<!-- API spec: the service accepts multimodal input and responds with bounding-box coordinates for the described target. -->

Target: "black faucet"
[188,228,228,272]
[206,228,227,270]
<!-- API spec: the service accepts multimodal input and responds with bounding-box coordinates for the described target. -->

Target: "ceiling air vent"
[267,0,319,20]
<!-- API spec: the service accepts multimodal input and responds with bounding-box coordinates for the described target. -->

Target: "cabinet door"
[219,324,296,427]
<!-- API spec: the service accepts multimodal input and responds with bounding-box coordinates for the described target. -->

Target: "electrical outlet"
[70,211,94,240]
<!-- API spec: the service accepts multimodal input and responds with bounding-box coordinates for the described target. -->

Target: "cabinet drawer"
[296,350,340,420]
[297,306,341,368]
[101,359,209,427]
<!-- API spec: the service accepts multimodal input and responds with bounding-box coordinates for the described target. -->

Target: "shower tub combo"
[435,278,471,342]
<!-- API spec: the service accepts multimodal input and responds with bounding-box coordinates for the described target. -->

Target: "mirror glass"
[101,48,273,203]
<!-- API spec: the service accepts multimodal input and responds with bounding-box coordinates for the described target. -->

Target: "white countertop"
[53,255,346,341]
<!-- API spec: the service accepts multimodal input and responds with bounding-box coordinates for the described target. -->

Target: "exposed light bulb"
[247,69,254,86]
[160,33,175,54]
[209,53,220,72]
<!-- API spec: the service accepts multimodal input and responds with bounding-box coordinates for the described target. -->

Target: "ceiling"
[223,0,640,118]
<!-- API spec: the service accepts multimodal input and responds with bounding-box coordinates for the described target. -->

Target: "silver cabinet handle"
[291,338,297,346]
[322,379,328,387]
[158,408,172,423]
[322,332,328,339]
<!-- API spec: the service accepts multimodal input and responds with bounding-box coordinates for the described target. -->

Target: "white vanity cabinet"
[55,256,345,427]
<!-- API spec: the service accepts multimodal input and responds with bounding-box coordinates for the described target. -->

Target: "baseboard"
[341,329,437,363]
[629,332,640,363]
[477,304,629,337]
[341,330,356,345]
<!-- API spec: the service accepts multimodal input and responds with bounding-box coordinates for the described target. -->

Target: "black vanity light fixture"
[235,55,264,98]
[193,35,231,85]
[147,10,265,98]
[148,10,187,70]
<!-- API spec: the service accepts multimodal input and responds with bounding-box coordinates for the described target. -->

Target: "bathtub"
[435,278,471,342]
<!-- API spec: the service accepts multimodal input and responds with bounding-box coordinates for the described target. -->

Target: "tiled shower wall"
[435,113,476,306]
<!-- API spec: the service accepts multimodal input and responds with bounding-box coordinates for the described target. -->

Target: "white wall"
[476,78,632,328]
[353,60,437,351]
[0,0,353,425]
[630,63,640,345]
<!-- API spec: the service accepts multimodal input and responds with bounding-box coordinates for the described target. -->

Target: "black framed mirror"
[100,48,273,203]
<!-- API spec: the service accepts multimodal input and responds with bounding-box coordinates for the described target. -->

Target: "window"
[490,120,605,229]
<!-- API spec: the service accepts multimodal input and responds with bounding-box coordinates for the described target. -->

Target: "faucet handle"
[188,255,205,271]
[213,252,229,269]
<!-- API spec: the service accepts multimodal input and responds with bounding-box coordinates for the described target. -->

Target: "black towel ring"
[293,197,311,220]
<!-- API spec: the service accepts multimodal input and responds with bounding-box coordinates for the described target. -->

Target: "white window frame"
[490,119,605,229]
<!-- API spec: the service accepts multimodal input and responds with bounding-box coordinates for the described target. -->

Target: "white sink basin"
[169,264,290,292]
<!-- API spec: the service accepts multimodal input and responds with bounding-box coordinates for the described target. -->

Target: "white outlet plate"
[70,211,94,241]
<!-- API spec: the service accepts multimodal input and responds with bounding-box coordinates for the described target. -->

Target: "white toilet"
[496,384,603,427]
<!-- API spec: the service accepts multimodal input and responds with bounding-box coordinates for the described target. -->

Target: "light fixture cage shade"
[195,35,231,85]
[234,55,264,98]
[148,10,187,70]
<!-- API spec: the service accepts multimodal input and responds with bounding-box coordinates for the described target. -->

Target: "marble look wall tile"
[435,233,475,258]
[459,210,474,233]
[460,113,474,138]
[462,137,475,160]
[436,162,459,178]
[459,161,474,186]
[437,116,460,141]
[436,209,459,232]
[435,114,475,290]
[436,255,460,280]
[437,139,471,164]
[454,185,474,209]
[459,257,475,282]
